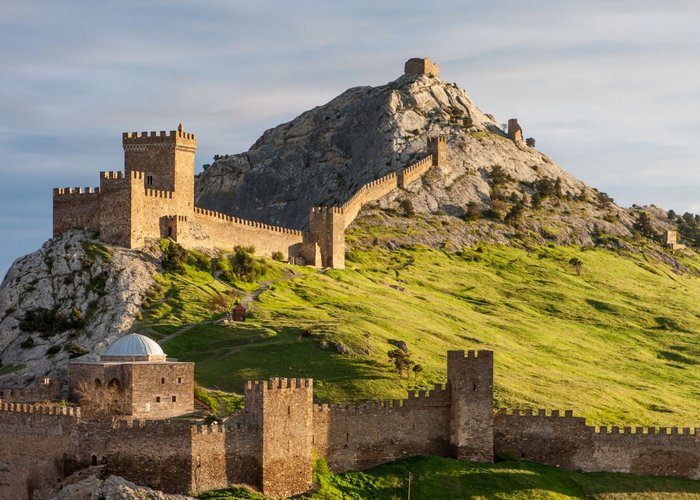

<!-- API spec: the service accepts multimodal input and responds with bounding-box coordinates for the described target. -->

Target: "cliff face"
[0,231,156,388]
[194,73,587,230]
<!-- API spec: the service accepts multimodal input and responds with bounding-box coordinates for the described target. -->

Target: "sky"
[1,0,699,278]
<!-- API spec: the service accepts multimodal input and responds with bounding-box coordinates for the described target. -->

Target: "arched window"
[107,378,121,390]
[94,379,102,388]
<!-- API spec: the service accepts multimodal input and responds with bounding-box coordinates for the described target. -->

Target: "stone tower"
[507,119,523,144]
[309,207,345,269]
[122,124,197,212]
[404,57,440,78]
[447,350,494,462]
[427,136,447,166]
[244,378,314,498]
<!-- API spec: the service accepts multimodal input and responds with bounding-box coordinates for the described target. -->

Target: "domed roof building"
[68,333,194,419]
[101,333,166,362]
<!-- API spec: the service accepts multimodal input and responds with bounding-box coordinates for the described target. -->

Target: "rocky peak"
[194,64,586,230]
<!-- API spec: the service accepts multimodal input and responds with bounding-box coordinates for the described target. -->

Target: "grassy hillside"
[199,456,700,499]
[135,235,700,427]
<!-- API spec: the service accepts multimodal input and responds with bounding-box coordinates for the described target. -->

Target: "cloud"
[0,0,699,277]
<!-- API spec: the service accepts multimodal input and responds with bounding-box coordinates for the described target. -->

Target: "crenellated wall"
[3,349,700,498]
[494,409,700,479]
[53,127,445,269]
[313,384,451,472]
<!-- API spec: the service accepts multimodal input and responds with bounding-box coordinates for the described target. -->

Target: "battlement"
[193,423,225,434]
[166,215,189,222]
[402,156,432,175]
[310,206,345,215]
[53,186,100,196]
[101,171,125,180]
[245,378,313,393]
[122,128,197,146]
[593,425,700,437]
[193,207,304,236]
[448,349,493,363]
[313,384,449,414]
[145,188,174,199]
[0,401,81,419]
[497,408,577,418]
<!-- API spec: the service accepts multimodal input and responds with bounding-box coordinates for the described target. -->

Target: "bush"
[20,337,35,349]
[188,249,211,272]
[161,240,188,273]
[225,246,268,283]
[633,212,657,239]
[464,202,481,221]
[271,251,286,262]
[20,306,85,336]
[46,345,62,356]
[399,198,415,218]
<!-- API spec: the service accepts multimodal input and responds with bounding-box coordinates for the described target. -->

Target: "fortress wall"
[98,172,133,247]
[190,208,304,258]
[0,404,80,500]
[494,409,700,479]
[340,172,398,228]
[0,381,60,403]
[53,188,101,238]
[399,155,433,189]
[493,409,593,469]
[225,412,262,489]
[103,419,200,493]
[130,362,195,419]
[190,425,228,493]
[590,426,700,479]
[131,188,178,248]
[313,385,451,472]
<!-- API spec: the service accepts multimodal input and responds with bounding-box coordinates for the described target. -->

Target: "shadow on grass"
[320,456,700,499]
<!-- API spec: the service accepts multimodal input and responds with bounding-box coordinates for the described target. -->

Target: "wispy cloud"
[1,0,699,276]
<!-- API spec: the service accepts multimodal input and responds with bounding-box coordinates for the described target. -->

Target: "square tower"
[447,350,494,462]
[404,57,440,78]
[427,136,447,166]
[122,124,197,212]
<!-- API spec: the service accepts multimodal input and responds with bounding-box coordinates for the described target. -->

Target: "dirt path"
[157,319,219,346]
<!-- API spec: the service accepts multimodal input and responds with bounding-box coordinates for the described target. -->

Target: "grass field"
[199,456,700,499]
[137,237,700,427]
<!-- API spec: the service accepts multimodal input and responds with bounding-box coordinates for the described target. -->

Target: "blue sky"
[1,1,699,277]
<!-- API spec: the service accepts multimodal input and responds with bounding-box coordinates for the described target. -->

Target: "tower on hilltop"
[122,124,197,211]
[404,57,440,78]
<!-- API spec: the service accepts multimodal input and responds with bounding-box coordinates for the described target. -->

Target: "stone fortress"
[0,57,691,497]
[52,60,454,269]
[0,336,699,499]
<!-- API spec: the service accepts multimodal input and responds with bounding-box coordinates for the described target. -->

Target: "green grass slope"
[199,457,700,499]
[136,238,700,427]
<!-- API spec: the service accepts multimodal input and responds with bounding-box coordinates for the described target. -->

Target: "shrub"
[633,212,657,239]
[399,198,415,218]
[525,137,536,147]
[20,337,35,349]
[568,257,583,276]
[464,202,481,221]
[161,240,188,273]
[46,345,62,356]
[20,306,85,336]
[271,251,286,262]
[188,249,212,272]
[225,246,268,283]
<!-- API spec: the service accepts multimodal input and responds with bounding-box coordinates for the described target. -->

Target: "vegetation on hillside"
[137,227,700,427]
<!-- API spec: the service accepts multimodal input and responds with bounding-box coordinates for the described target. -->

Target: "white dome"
[102,334,165,361]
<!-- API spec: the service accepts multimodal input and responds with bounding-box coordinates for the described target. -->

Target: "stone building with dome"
[67,333,194,418]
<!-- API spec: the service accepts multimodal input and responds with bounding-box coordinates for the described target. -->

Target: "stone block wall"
[313,385,451,472]
[53,188,100,238]
[494,409,700,479]
[404,58,440,78]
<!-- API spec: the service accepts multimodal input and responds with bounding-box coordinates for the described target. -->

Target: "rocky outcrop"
[51,473,193,500]
[195,72,586,230]
[0,231,157,389]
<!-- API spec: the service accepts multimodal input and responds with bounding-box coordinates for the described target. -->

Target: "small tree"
[568,257,583,276]
[74,379,123,421]
[464,201,481,221]
[525,137,536,147]
[412,364,423,380]
[388,349,413,378]
[633,212,657,239]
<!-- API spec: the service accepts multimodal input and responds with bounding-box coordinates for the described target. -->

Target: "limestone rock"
[194,72,586,231]
[51,474,193,500]
[0,230,157,389]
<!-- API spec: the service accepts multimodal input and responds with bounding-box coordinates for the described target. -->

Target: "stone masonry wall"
[189,208,305,258]
[313,385,451,472]
[0,403,80,500]
[53,189,101,238]
[494,409,700,479]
